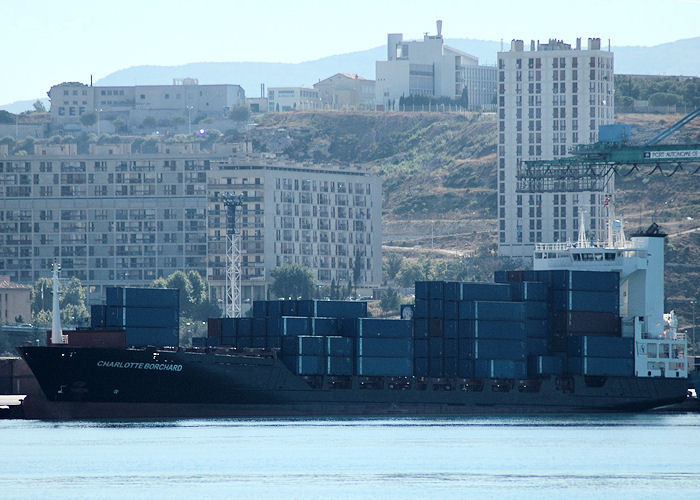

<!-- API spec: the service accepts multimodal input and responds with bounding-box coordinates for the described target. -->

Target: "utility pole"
[223,193,244,318]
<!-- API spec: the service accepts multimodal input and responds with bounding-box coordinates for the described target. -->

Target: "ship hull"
[17,345,688,419]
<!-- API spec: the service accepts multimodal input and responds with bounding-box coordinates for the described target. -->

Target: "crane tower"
[223,193,243,318]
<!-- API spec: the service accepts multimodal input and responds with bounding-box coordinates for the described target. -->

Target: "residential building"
[0,275,31,324]
[47,79,245,127]
[267,88,321,112]
[497,38,615,258]
[375,21,480,110]
[313,73,376,110]
[463,65,497,110]
[0,143,381,305]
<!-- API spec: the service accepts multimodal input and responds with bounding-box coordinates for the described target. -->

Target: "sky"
[1,0,699,105]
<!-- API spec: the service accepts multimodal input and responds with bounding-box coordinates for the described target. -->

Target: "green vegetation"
[151,270,220,322]
[228,105,251,122]
[615,75,700,111]
[270,264,316,299]
[31,277,89,326]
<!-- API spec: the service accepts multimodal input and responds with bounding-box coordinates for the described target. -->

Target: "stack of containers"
[353,318,413,376]
[459,297,528,379]
[567,336,634,376]
[103,287,179,347]
[549,270,621,353]
[413,281,447,377]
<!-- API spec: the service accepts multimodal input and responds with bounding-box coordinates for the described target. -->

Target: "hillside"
[250,111,700,327]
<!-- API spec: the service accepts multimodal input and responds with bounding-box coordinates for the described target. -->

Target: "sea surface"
[1,414,699,499]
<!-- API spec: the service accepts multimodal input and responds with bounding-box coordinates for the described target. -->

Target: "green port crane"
[517,107,700,193]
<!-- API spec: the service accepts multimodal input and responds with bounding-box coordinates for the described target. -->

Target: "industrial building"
[497,38,615,258]
[375,21,496,110]
[47,79,245,128]
[313,73,376,111]
[267,87,321,112]
[0,143,382,306]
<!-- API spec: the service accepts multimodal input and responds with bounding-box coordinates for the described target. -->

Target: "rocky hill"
[249,111,700,328]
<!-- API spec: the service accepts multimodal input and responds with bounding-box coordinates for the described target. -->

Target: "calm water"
[1,414,699,499]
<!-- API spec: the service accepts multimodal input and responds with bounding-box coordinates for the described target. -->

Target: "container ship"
[16,224,689,418]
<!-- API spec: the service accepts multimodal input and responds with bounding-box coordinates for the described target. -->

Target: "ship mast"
[50,261,64,344]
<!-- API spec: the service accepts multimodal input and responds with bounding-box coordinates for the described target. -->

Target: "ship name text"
[96,360,183,372]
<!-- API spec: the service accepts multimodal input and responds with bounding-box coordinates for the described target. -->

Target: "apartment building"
[313,73,376,111]
[0,143,381,304]
[206,162,382,302]
[497,38,615,258]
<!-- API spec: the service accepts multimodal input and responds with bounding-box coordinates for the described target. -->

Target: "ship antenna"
[577,208,588,248]
[50,261,64,344]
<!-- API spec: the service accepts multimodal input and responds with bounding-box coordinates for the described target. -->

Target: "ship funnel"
[50,262,64,344]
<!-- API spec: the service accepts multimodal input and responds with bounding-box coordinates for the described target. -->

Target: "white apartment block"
[267,88,321,112]
[206,163,382,302]
[48,79,245,124]
[375,21,480,110]
[313,73,376,111]
[497,38,615,258]
[0,144,381,304]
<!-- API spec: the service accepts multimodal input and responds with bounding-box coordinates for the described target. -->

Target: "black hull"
[18,346,688,419]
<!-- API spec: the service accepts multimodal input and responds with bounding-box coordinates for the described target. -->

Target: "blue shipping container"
[415,281,430,300]
[461,283,512,301]
[357,356,412,376]
[126,327,179,347]
[414,299,429,319]
[444,282,462,301]
[510,282,549,302]
[459,301,525,321]
[528,355,565,376]
[280,316,310,336]
[326,336,354,356]
[444,301,459,320]
[357,318,413,338]
[474,339,527,360]
[327,356,354,376]
[414,357,429,377]
[414,338,429,357]
[552,290,619,314]
[311,317,340,336]
[357,338,412,358]
[443,357,458,377]
[567,356,634,376]
[292,355,325,375]
[550,270,619,292]
[567,336,634,358]
[444,320,459,338]
[282,335,324,356]
[252,301,267,318]
[458,359,475,378]
[475,359,527,379]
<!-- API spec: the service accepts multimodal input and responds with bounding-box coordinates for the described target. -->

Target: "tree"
[384,253,404,283]
[30,276,88,326]
[379,289,400,317]
[396,260,431,288]
[169,114,186,128]
[270,264,315,299]
[32,100,47,113]
[141,115,157,130]
[228,105,250,122]
[79,112,97,127]
[164,271,193,315]
[112,118,127,134]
